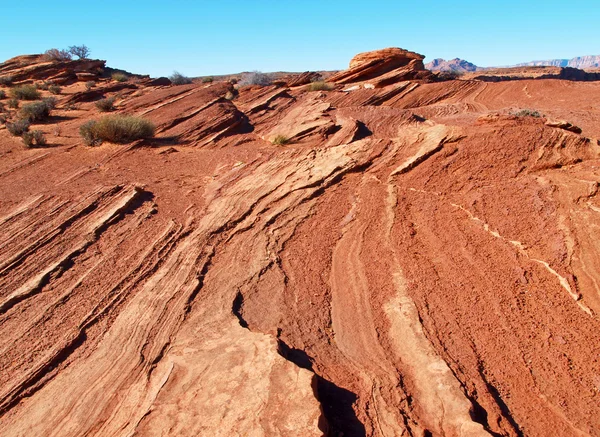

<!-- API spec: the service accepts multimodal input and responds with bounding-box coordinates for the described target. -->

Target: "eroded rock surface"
[1,50,600,437]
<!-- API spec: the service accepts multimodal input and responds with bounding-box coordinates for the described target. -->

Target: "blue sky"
[1,1,598,77]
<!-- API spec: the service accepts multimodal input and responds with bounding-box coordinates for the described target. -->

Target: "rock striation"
[329,47,432,87]
[1,50,600,437]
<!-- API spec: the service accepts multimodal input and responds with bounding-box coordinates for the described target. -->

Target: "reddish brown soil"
[1,56,600,437]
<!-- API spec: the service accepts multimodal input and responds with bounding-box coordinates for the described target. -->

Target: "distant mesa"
[425,58,479,73]
[329,47,432,88]
[514,55,600,69]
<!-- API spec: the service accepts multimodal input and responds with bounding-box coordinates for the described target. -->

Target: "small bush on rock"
[239,71,272,87]
[169,71,193,85]
[43,48,72,62]
[22,130,47,147]
[0,90,5,99]
[0,76,13,86]
[7,119,30,136]
[10,85,41,100]
[8,98,19,108]
[111,72,128,82]
[19,101,51,122]
[80,115,155,146]
[202,76,214,83]
[513,109,543,118]
[85,81,95,91]
[68,44,91,59]
[48,84,62,95]
[95,97,115,112]
[307,81,334,91]
[272,135,291,145]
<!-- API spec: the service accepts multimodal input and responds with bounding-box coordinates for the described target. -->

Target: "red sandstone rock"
[1,50,600,437]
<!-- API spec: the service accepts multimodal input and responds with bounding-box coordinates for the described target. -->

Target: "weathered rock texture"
[329,47,432,87]
[1,51,600,437]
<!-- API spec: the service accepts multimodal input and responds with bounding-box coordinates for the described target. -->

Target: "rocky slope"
[1,48,600,437]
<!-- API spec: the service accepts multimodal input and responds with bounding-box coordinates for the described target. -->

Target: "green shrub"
[202,76,214,83]
[10,85,41,100]
[48,84,62,95]
[272,135,291,145]
[169,71,193,85]
[0,76,13,86]
[6,119,30,136]
[22,130,47,147]
[307,81,334,91]
[8,98,18,108]
[95,97,115,112]
[80,115,155,146]
[19,101,51,122]
[0,90,5,99]
[36,81,50,90]
[111,72,128,82]
[513,109,542,118]
[85,81,95,91]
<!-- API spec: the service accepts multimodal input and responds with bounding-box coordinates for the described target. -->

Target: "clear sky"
[1,0,599,77]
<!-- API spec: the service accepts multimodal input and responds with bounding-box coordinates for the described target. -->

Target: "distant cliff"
[514,55,600,69]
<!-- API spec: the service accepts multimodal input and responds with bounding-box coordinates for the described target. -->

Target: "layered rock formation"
[1,50,600,437]
[329,47,432,87]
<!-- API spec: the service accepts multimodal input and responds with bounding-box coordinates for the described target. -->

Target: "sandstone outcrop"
[1,51,600,437]
[329,47,432,87]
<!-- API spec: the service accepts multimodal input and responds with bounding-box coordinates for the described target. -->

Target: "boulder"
[329,47,432,87]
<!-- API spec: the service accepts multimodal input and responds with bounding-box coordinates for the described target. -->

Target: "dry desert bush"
[169,71,193,85]
[10,85,41,100]
[80,115,155,146]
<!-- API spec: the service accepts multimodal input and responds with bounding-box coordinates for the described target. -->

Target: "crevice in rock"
[315,376,366,437]
[231,290,248,328]
[275,337,365,437]
[478,369,524,437]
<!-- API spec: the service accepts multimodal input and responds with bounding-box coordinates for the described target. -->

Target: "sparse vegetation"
[19,101,52,122]
[6,119,30,136]
[42,97,57,110]
[111,72,129,82]
[43,48,72,62]
[513,109,543,118]
[80,115,155,146]
[22,130,47,147]
[202,76,214,83]
[239,71,272,87]
[95,97,116,112]
[48,84,62,95]
[0,90,5,100]
[169,71,193,85]
[436,70,464,81]
[272,135,291,145]
[10,85,41,100]
[85,81,95,91]
[8,98,19,108]
[307,81,334,91]
[68,44,91,59]
[0,76,13,86]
